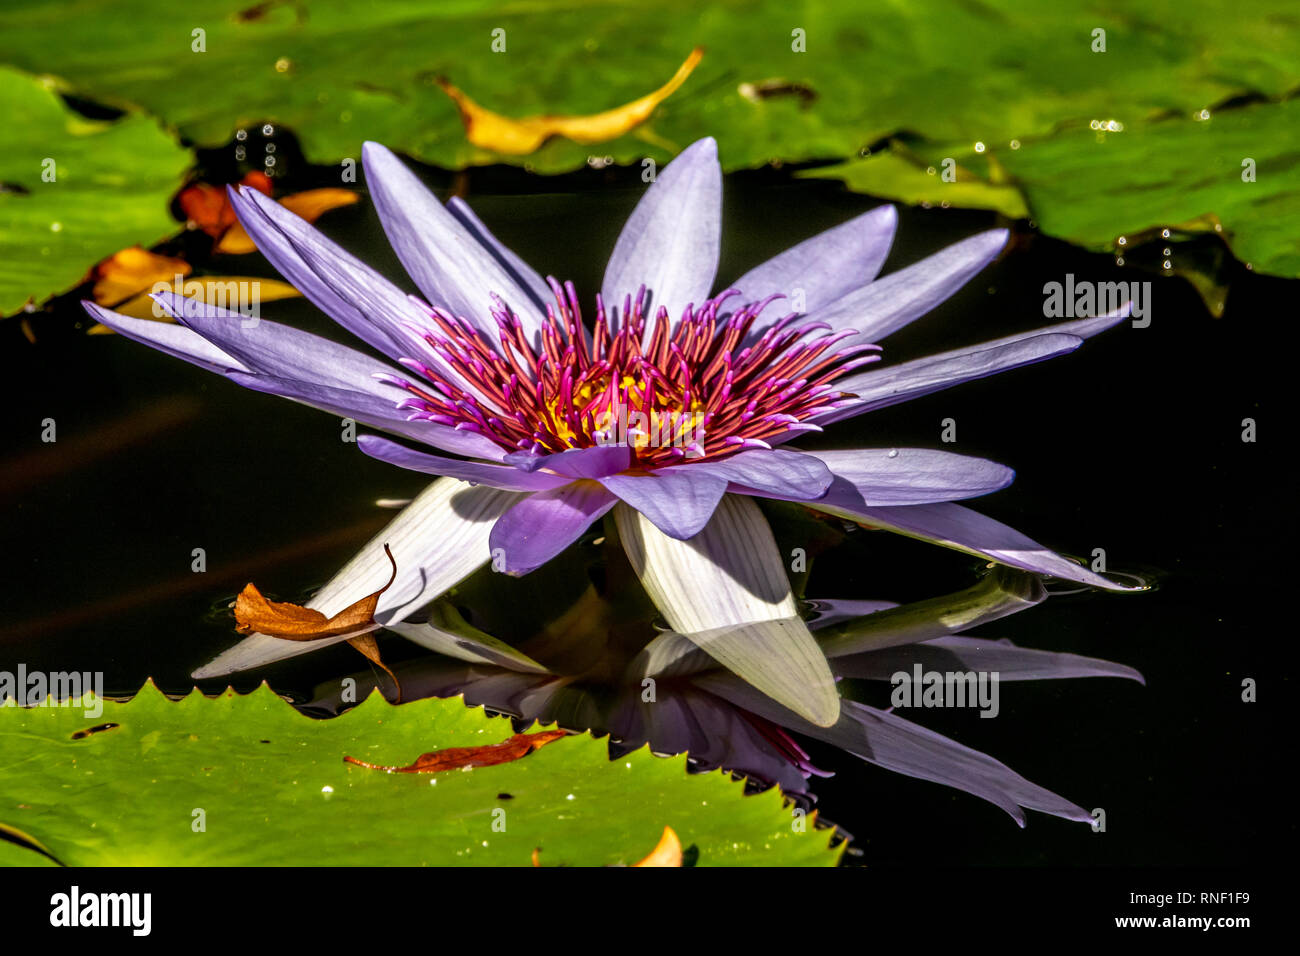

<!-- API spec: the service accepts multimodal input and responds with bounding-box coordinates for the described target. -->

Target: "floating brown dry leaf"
[633,826,683,867]
[234,544,401,696]
[438,47,703,155]
[344,729,570,774]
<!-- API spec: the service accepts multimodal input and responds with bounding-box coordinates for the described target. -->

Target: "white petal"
[614,495,839,726]
[191,479,518,678]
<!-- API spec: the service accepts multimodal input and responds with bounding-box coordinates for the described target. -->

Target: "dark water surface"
[1,144,1282,866]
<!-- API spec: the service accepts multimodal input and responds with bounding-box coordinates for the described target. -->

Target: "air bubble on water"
[265,156,276,168]
[266,143,276,154]
[1161,228,1170,238]
[1116,257,1125,266]
[234,146,246,160]
[1117,236,1127,246]
[974,141,985,153]
[1009,139,1021,150]
[1194,108,1210,121]
[262,123,275,136]
[1162,247,1172,256]
[925,166,936,176]
[236,129,248,141]
[50,222,62,232]
[1162,260,1172,270]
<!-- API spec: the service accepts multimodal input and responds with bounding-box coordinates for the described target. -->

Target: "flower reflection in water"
[304,533,1142,829]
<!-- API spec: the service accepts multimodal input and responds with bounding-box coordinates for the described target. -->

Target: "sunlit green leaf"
[0,67,189,315]
[0,682,840,866]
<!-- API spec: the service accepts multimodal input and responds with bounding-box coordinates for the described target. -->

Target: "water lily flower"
[304,566,1143,828]
[84,138,1133,727]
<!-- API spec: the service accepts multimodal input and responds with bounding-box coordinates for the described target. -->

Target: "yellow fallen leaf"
[439,47,704,155]
[633,826,683,867]
[216,188,360,254]
[92,246,191,308]
[88,276,302,330]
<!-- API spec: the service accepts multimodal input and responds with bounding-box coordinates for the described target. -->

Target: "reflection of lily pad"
[0,67,190,315]
[0,683,839,866]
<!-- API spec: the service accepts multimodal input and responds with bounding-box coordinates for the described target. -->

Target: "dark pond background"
[0,128,1285,866]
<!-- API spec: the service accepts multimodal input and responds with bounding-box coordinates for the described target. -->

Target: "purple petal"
[804,498,1138,592]
[808,228,1008,344]
[153,290,401,399]
[821,701,1094,826]
[817,332,1083,428]
[504,443,631,479]
[676,448,833,500]
[606,689,818,796]
[835,636,1145,684]
[358,436,571,491]
[601,137,721,325]
[362,142,546,337]
[488,482,617,575]
[782,448,1015,506]
[229,186,436,362]
[226,371,505,458]
[734,205,897,342]
[83,302,248,375]
[86,299,498,458]
[600,468,728,539]
[698,674,1092,826]
[980,302,1132,346]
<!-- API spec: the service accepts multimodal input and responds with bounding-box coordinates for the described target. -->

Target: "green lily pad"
[801,145,1030,220]
[996,99,1300,278]
[3,1,1295,284]
[0,67,190,315]
[0,0,1294,176]
[0,682,839,866]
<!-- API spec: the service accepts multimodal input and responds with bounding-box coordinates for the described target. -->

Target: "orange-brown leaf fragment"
[233,544,396,640]
[91,247,191,308]
[438,47,704,155]
[344,729,569,774]
[633,826,683,867]
[216,188,359,254]
[345,632,403,703]
[179,171,272,238]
